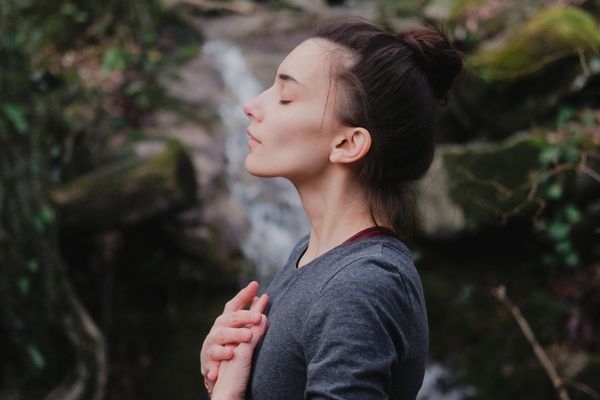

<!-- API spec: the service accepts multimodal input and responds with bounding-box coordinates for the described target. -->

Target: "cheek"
[279,103,328,138]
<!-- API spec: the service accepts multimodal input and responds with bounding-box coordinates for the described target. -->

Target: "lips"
[246,129,261,144]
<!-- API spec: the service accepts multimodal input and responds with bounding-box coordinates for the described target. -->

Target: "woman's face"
[243,38,343,182]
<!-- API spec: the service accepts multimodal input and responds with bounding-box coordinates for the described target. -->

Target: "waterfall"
[203,40,309,283]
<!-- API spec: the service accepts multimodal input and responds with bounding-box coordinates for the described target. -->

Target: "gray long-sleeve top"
[247,234,428,400]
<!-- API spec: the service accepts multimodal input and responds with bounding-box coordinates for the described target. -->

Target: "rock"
[418,122,600,238]
[168,0,260,16]
[423,0,553,42]
[468,5,600,82]
[417,132,546,238]
[52,141,197,231]
[440,5,600,140]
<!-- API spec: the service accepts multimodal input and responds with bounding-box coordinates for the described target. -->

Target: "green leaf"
[75,11,88,23]
[557,106,574,125]
[548,221,570,241]
[26,345,46,369]
[60,2,77,16]
[39,204,55,224]
[18,277,30,295]
[538,147,560,166]
[174,45,198,63]
[564,204,582,224]
[563,147,581,164]
[28,259,39,273]
[125,81,144,95]
[555,240,573,255]
[2,104,28,133]
[581,111,596,126]
[102,47,128,72]
[564,252,579,267]
[33,217,45,233]
[135,93,151,108]
[546,183,563,200]
[457,284,474,303]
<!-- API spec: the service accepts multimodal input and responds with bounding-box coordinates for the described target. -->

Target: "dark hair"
[312,19,463,237]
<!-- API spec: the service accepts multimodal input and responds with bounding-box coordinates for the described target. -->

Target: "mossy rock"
[443,57,583,140]
[52,140,197,230]
[418,132,548,237]
[433,5,600,141]
[419,123,600,238]
[423,0,487,21]
[468,5,600,81]
[440,6,600,140]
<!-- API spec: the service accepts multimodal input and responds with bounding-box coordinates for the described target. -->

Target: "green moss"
[449,0,487,19]
[468,5,600,81]
[443,133,547,230]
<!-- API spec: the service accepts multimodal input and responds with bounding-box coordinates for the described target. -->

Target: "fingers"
[215,309,262,328]
[250,294,270,314]
[248,315,268,349]
[207,369,218,382]
[208,344,234,361]
[223,281,260,313]
[250,315,268,346]
[213,326,253,344]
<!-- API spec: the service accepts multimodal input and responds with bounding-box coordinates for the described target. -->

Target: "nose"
[243,96,262,122]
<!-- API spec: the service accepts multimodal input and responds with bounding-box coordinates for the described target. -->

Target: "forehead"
[277,39,338,87]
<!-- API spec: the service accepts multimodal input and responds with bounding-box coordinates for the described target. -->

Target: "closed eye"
[279,100,291,105]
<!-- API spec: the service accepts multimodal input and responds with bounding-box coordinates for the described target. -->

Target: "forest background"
[1,0,599,399]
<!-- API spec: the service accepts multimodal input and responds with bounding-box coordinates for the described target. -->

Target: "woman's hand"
[210,313,268,400]
[200,281,269,393]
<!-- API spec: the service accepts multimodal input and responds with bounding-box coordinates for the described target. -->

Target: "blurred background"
[1,0,599,399]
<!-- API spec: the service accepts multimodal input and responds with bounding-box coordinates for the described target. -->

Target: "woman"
[201,19,463,399]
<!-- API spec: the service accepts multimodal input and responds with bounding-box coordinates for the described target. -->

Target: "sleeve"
[302,260,411,400]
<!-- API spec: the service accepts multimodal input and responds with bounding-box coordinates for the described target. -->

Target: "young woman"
[201,19,463,400]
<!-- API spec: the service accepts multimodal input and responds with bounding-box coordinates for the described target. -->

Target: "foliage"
[0,0,202,397]
[534,108,600,269]
[1,0,201,182]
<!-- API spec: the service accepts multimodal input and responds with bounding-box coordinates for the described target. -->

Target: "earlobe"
[329,127,371,164]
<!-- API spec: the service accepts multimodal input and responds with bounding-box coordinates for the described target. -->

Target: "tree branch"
[491,285,571,400]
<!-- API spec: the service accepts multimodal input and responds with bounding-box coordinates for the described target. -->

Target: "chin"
[244,157,291,180]
[244,157,273,177]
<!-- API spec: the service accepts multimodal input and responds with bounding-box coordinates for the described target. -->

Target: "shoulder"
[301,237,426,360]
[322,236,421,298]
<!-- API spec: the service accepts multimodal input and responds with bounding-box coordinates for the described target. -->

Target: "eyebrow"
[278,73,305,88]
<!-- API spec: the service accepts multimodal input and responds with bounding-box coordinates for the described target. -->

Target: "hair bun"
[398,27,463,103]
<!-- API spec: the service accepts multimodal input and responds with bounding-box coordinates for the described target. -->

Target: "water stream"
[203,40,309,284]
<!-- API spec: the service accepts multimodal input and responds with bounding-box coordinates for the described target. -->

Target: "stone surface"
[441,5,600,141]
[417,132,547,238]
[468,5,600,81]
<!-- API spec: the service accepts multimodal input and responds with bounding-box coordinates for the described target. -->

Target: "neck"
[292,168,376,268]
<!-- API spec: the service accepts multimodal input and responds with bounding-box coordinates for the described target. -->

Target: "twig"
[491,286,571,400]
[564,379,600,400]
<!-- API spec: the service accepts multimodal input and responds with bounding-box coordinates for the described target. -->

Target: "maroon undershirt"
[342,226,397,244]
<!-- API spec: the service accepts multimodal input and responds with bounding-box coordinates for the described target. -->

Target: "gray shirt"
[247,234,428,400]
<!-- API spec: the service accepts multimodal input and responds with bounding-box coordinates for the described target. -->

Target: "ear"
[329,127,372,164]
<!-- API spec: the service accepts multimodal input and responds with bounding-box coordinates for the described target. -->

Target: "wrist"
[211,388,245,400]
[211,376,245,400]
